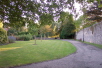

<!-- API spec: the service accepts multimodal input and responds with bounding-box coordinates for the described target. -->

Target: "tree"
[0,0,40,24]
[60,23,76,39]
[39,25,52,40]
[51,21,61,35]
[57,12,75,39]
[58,12,74,35]
[86,0,102,22]
[28,23,38,45]
[39,13,54,25]
[2,0,100,33]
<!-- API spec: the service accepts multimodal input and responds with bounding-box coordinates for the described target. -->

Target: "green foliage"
[0,28,8,44]
[28,24,39,36]
[17,32,30,35]
[59,12,70,23]
[74,15,84,31]
[74,15,98,32]
[60,23,76,39]
[58,12,75,38]
[7,28,17,36]
[40,13,53,25]
[0,0,39,24]
[39,25,53,35]
[57,12,74,35]
[16,34,32,41]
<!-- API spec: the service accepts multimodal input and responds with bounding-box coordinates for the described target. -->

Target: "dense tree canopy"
[0,0,39,22]
[0,0,86,25]
[86,0,102,22]
[1,0,102,34]
[60,23,75,39]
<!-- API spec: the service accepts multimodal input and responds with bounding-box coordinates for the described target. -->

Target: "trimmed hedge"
[0,28,8,44]
[16,34,32,41]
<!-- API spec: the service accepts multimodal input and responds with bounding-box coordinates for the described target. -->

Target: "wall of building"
[76,22,102,45]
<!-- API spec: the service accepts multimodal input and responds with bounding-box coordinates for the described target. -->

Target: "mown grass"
[84,42,102,49]
[0,40,76,68]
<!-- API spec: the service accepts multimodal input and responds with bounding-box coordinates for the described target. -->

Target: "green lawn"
[0,40,76,68]
[84,42,102,49]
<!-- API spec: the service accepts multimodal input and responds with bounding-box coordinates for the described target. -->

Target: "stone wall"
[76,22,102,45]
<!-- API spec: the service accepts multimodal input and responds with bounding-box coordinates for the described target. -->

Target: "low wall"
[76,22,102,45]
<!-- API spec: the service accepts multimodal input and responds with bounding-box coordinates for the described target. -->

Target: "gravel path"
[14,40,102,68]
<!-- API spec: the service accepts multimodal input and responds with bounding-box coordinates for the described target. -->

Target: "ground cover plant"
[0,40,76,68]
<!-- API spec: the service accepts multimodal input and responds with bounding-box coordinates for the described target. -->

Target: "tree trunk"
[44,34,46,40]
[41,34,42,42]
[47,32,49,38]
[34,35,37,45]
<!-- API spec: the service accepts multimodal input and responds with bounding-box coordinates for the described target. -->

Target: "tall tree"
[60,23,76,39]
[0,0,40,24]
[58,12,74,35]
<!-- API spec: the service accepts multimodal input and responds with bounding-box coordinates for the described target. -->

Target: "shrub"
[17,32,30,35]
[8,36,16,43]
[0,28,8,44]
[7,28,17,36]
[16,34,32,41]
[60,23,75,39]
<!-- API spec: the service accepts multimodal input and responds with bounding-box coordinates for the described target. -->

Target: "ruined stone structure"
[76,22,102,45]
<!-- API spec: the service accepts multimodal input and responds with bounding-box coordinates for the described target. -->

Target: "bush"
[8,36,16,43]
[16,34,32,41]
[0,28,8,44]
[60,23,75,39]
[7,28,17,36]
[17,32,30,35]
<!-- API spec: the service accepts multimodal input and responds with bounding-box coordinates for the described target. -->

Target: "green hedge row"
[16,34,32,41]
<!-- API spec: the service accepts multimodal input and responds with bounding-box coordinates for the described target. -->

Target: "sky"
[35,0,84,21]
[63,2,83,20]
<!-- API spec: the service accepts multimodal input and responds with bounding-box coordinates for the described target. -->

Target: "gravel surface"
[14,40,102,68]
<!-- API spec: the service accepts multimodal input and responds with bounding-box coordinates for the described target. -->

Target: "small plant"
[8,36,16,43]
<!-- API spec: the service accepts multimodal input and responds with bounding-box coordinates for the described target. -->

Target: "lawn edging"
[75,39,102,49]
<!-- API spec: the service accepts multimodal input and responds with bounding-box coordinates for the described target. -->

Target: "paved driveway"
[14,40,102,68]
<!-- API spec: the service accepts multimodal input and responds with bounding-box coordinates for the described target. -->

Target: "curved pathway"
[14,40,102,68]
